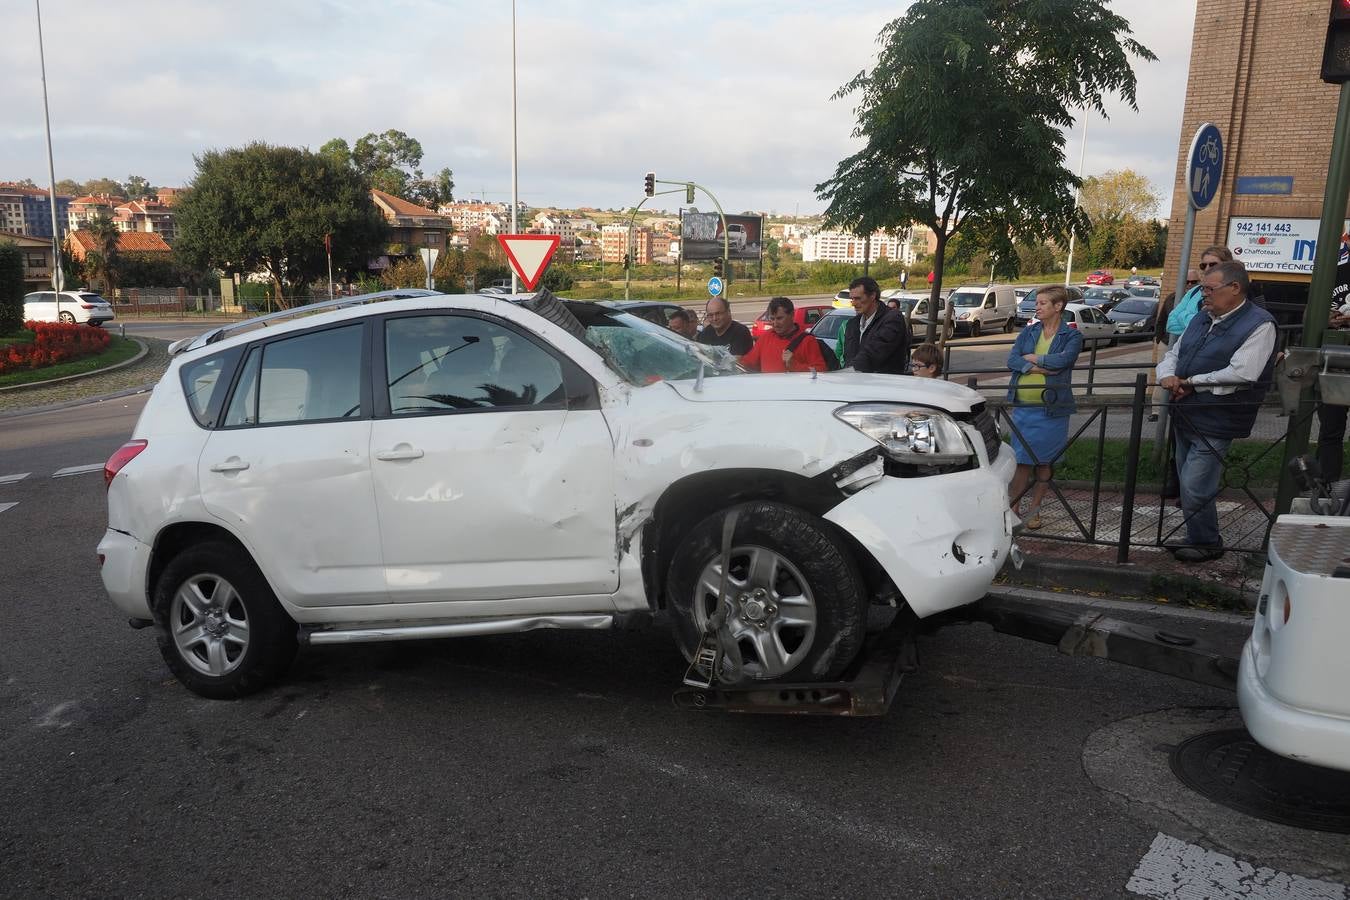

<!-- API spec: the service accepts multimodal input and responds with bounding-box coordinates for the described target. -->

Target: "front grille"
[967,403,1002,463]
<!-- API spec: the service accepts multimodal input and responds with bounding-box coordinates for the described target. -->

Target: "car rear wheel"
[666,502,867,684]
[153,541,297,699]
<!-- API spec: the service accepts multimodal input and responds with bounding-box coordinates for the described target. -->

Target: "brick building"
[601,223,653,264]
[1165,1,1342,308]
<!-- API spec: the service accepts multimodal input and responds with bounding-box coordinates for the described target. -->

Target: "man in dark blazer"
[842,276,911,374]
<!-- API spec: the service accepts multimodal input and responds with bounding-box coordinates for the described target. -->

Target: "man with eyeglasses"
[1157,259,1277,562]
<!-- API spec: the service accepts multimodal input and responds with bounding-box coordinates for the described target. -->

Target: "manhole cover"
[1170,729,1350,834]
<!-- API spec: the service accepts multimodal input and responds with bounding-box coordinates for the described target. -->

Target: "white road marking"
[51,463,104,478]
[0,472,30,485]
[1127,833,1347,900]
[0,502,16,515]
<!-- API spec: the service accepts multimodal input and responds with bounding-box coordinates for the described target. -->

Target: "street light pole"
[35,0,65,318]
[509,0,519,293]
[1064,113,1089,287]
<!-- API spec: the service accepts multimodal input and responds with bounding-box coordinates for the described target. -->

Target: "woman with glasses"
[1166,246,1232,342]
[1005,285,1084,529]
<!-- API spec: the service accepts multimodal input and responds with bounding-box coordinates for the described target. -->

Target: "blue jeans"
[1174,427,1232,547]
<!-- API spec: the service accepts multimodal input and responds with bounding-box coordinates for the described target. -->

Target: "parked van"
[944,284,1018,337]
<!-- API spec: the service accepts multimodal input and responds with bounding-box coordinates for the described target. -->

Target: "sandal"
[1024,511,1043,530]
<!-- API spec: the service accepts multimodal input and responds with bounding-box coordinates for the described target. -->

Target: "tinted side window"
[179,348,240,427]
[385,315,564,415]
[223,325,364,426]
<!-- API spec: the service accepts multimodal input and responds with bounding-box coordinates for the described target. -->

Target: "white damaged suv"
[98,290,1016,698]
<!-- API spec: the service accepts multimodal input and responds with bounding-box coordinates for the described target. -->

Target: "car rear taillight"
[81,304,95,309]
[1069,322,1079,329]
[104,440,148,489]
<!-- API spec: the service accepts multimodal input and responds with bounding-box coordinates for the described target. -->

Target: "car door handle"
[375,445,424,461]
[209,458,250,473]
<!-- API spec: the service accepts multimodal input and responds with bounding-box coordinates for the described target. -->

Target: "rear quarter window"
[179,347,242,428]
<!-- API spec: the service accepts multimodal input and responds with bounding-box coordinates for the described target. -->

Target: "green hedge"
[0,243,24,336]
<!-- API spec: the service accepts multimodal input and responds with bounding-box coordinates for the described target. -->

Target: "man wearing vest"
[1157,260,1276,562]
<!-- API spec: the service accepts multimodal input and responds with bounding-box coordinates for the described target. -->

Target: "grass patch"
[1048,437,1348,490]
[0,335,141,388]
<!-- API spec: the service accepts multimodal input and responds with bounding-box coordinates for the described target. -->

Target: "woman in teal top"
[1167,246,1232,339]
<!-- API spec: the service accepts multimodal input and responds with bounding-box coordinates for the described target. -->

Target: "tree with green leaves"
[173,143,389,305]
[82,177,126,197]
[83,214,122,297]
[124,175,155,199]
[816,0,1154,341]
[323,130,454,208]
[1079,169,1160,269]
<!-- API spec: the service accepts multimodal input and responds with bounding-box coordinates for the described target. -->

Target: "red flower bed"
[0,321,112,375]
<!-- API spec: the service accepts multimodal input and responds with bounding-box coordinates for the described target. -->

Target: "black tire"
[666,502,867,683]
[58,311,75,324]
[970,321,982,338]
[1003,316,1015,333]
[522,288,587,342]
[152,541,297,699]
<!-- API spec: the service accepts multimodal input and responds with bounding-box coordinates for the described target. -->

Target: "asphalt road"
[1,397,1345,898]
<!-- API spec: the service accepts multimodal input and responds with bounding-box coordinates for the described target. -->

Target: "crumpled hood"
[664,371,984,413]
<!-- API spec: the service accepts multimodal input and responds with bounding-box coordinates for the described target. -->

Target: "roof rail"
[168,288,441,356]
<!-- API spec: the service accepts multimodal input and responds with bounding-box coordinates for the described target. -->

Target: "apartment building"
[113,199,178,244]
[0,183,71,240]
[601,223,653,264]
[801,229,916,266]
[0,230,58,292]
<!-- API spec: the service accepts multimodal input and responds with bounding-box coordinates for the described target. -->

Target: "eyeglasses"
[1198,261,1219,270]
[1198,281,1234,294]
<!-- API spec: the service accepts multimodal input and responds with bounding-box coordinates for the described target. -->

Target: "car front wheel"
[152,541,297,699]
[666,502,867,684]
[58,311,75,324]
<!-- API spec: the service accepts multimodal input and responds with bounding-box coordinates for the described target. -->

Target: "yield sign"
[497,234,561,291]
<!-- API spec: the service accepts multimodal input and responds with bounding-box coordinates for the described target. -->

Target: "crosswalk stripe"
[51,464,104,478]
[0,473,30,485]
[1127,833,1346,899]
[0,502,16,515]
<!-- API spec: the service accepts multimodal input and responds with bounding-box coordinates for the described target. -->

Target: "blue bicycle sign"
[1187,123,1224,210]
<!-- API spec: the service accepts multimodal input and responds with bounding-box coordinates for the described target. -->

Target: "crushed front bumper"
[824,445,1015,618]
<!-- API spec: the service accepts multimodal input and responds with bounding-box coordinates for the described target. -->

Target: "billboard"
[680,211,763,261]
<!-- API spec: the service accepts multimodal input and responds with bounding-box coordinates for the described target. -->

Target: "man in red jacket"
[740,297,828,373]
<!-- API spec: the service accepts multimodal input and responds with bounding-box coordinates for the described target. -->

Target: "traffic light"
[623,252,631,270]
[1323,0,1350,83]
[644,172,655,197]
[685,184,695,204]
[713,257,724,279]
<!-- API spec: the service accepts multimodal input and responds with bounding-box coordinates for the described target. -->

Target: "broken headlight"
[833,403,975,468]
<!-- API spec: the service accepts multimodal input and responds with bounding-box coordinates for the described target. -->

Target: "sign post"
[418,246,440,292]
[1159,123,1224,460]
[497,234,561,292]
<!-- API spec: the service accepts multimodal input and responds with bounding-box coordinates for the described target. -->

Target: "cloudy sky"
[4,0,1195,217]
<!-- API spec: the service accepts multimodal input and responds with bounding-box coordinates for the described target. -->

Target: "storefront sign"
[1226,217,1349,274]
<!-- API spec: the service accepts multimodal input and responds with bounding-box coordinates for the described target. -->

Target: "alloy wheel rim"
[692,545,817,679]
[170,573,249,677]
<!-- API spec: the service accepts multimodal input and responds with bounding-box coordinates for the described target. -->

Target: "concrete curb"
[999,554,1258,612]
[0,383,155,420]
[0,337,149,394]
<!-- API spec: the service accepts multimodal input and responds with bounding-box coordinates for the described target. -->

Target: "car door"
[369,311,618,606]
[199,322,388,608]
[24,292,54,322]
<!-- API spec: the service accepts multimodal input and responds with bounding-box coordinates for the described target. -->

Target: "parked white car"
[23,290,115,325]
[99,290,1016,698]
[1032,302,1114,347]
